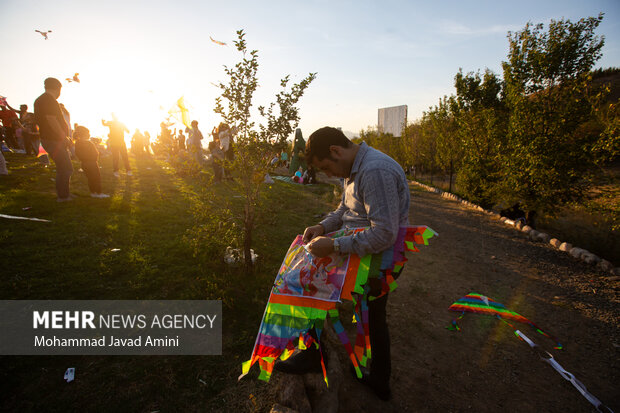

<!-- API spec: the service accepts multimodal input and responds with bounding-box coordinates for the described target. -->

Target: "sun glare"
[60,64,192,145]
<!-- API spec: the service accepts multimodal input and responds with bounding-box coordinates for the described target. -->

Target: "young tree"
[417,114,439,184]
[452,69,507,206]
[426,96,461,192]
[402,122,425,179]
[500,14,608,214]
[214,30,316,272]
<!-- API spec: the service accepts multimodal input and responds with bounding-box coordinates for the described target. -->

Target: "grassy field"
[0,151,337,412]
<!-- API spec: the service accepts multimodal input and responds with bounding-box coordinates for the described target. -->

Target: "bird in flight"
[210,36,226,46]
[65,73,80,83]
[35,30,52,40]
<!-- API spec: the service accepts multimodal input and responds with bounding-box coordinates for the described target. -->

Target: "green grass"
[0,152,337,412]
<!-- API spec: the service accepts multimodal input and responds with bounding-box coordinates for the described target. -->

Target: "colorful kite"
[210,36,226,46]
[447,292,562,349]
[37,145,48,158]
[447,293,616,412]
[65,73,80,83]
[240,225,437,385]
[273,234,350,301]
[176,96,190,128]
[35,30,52,40]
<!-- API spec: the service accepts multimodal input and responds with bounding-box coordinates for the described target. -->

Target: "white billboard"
[378,105,407,137]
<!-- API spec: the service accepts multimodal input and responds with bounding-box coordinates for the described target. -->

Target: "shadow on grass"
[0,152,339,411]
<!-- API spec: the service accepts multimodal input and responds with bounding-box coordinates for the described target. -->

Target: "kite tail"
[525,319,563,350]
[498,316,563,350]
[447,312,464,331]
[329,308,362,379]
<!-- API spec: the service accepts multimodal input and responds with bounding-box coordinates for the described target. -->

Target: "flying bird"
[65,73,80,83]
[35,30,52,40]
[210,36,226,46]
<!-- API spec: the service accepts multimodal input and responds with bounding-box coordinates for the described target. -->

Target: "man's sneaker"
[126,170,133,176]
[97,193,110,198]
[57,196,73,202]
[113,171,120,177]
[273,346,325,375]
[91,193,99,198]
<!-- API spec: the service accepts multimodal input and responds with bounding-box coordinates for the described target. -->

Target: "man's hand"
[306,236,333,258]
[302,224,324,244]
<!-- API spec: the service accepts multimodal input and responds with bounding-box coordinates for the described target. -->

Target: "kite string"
[513,329,614,413]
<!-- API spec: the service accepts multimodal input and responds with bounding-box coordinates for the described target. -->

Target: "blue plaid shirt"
[320,142,410,256]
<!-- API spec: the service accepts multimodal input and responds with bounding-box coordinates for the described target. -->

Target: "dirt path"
[336,188,619,412]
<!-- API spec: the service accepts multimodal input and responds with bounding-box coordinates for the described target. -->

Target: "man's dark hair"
[305,127,352,162]
[44,77,62,90]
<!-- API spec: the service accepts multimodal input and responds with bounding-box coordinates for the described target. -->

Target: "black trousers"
[307,292,391,384]
[82,161,102,193]
[368,293,390,385]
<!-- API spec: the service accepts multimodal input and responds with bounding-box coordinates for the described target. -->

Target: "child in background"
[74,126,109,198]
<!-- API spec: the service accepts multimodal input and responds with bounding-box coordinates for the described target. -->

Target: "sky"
[1,0,619,144]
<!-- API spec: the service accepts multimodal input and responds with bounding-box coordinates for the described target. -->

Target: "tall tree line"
[365,14,618,218]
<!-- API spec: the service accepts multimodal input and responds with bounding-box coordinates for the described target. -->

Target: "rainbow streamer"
[448,292,563,350]
[240,225,437,384]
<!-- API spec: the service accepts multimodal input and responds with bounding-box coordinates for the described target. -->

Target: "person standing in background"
[102,113,132,177]
[34,77,73,201]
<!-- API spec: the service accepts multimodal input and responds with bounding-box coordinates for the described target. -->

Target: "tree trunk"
[448,160,453,193]
[244,200,254,275]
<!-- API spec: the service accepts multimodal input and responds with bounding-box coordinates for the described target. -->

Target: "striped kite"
[240,225,437,385]
[447,292,562,349]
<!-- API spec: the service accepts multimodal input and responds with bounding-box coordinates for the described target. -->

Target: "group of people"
[28,77,116,199]
[0,102,40,157]
[1,77,239,198]
[4,78,412,402]
[206,122,236,182]
[129,129,152,157]
[1,78,141,199]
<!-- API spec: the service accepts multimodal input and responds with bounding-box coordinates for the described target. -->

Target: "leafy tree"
[402,122,428,179]
[452,69,507,206]
[417,114,439,184]
[424,96,461,192]
[258,74,316,146]
[358,127,402,164]
[500,13,608,214]
[214,30,316,272]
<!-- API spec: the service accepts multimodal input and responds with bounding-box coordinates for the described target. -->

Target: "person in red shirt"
[0,104,19,149]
